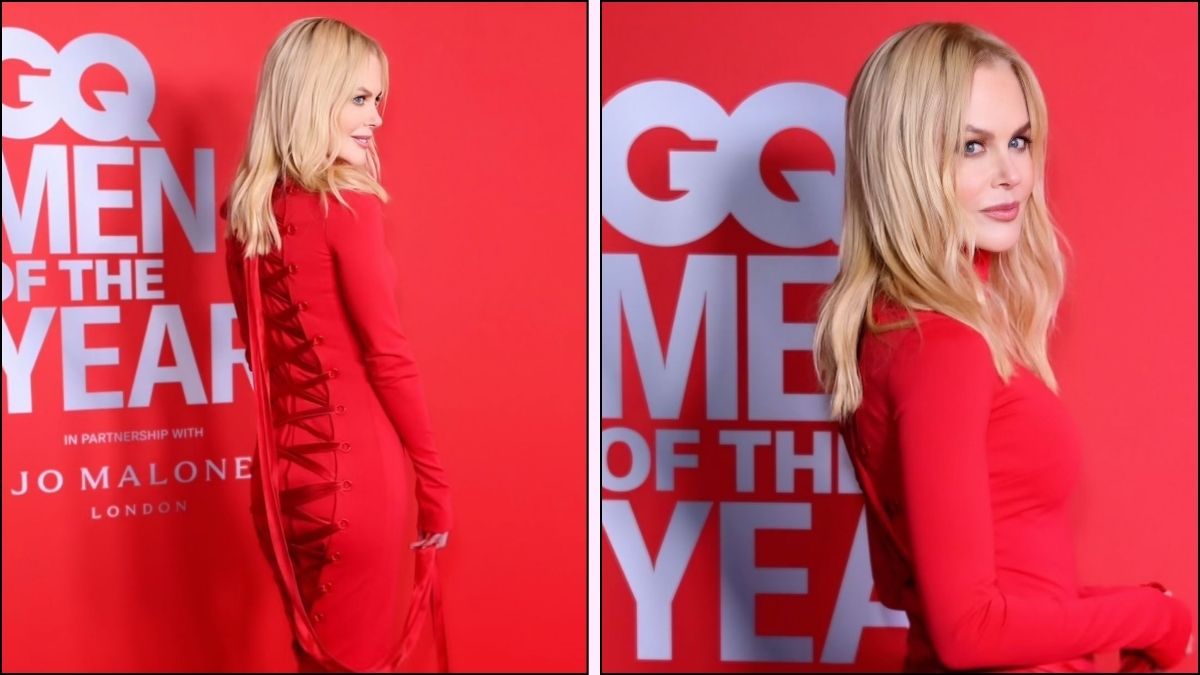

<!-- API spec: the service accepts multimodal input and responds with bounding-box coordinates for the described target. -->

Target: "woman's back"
[223,183,451,670]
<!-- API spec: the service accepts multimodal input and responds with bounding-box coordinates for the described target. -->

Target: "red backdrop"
[2,2,585,672]
[602,2,1197,672]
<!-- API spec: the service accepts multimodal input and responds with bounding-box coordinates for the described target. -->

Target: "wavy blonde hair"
[226,17,390,257]
[813,22,1070,422]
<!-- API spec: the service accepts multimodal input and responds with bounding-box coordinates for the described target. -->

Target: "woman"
[221,17,452,672]
[812,22,1193,673]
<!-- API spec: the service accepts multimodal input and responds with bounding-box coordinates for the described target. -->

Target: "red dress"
[843,251,1192,672]
[222,183,453,672]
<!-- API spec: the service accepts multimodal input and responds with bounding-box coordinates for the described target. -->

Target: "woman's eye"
[353,96,365,104]
[964,136,1031,156]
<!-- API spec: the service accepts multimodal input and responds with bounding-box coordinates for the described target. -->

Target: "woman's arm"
[889,317,1191,671]
[326,190,453,535]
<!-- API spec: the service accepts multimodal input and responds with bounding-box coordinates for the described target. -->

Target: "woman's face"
[955,61,1034,253]
[335,54,384,167]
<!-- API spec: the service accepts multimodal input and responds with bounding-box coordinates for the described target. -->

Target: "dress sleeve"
[888,317,1191,671]
[325,190,452,534]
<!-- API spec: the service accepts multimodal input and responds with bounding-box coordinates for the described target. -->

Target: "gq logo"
[602,80,846,248]
[2,27,159,141]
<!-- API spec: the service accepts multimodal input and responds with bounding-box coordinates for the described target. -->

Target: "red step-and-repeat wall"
[2,2,585,672]
[602,3,1197,672]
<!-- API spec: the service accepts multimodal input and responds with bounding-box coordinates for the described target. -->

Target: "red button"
[341,480,352,492]
[327,368,339,379]
[338,442,351,453]
[329,551,343,562]
[320,582,334,593]
[337,518,349,530]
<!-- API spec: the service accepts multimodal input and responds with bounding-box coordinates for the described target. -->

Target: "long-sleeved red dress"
[222,181,453,672]
[842,251,1192,672]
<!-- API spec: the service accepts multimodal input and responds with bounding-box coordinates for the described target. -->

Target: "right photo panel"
[601,2,1198,673]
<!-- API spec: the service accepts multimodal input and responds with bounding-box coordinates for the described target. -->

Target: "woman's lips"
[981,203,1020,222]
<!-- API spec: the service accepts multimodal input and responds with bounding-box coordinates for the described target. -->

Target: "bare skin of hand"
[411,531,448,549]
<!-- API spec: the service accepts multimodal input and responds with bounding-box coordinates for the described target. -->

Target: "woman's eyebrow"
[355,87,382,96]
[964,121,1031,139]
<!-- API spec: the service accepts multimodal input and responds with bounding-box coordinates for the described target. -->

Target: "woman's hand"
[1120,632,1195,672]
[411,530,449,549]
[1119,588,1196,672]
[1119,647,1160,673]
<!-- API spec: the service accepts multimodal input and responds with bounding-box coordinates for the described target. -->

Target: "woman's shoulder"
[330,186,382,201]
[280,185,383,226]
[871,295,977,333]
[868,296,991,363]
[277,177,380,201]
[326,187,383,213]
[863,308,997,409]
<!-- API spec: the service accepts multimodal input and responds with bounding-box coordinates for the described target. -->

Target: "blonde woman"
[813,22,1193,673]
[221,17,451,672]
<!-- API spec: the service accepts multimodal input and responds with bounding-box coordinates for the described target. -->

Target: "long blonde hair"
[813,22,1070,422]
[226,17,390,257]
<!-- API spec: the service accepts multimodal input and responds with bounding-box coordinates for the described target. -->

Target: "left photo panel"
[1,2,586,673]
